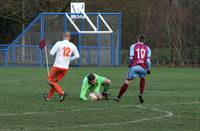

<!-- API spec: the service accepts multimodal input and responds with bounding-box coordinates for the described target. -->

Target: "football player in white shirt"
[43,31,80,102]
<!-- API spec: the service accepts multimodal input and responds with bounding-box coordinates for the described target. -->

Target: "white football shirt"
[50,39,80,69]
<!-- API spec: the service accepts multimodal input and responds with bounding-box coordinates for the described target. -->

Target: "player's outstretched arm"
[129,44,135,68]
[146,47,151,74]
[70,45,80,62]
[50,42,59,56]
[80,78,89,101]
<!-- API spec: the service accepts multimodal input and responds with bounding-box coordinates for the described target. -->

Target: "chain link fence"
[0,13,121,66]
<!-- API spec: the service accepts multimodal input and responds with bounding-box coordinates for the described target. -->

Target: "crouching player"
[80,74,111,101]
[114,34,151,103]
[43,32,80,102]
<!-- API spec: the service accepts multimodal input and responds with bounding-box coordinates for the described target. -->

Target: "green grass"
[0,67,199,131]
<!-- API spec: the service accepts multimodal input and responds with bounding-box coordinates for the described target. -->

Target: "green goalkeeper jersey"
[80,74,106,100]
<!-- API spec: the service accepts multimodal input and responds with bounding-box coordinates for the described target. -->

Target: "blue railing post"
[110,33,114,66]
[88,48,91,65]
[81,18,84,31]
[40,14,45,67]
[36,45,39,64]
[4,50,8,66]
[64,14,67,32]
[118,13,122,65]
[11,46,15,63]
[97,15,101,66]
[78,34,81,66]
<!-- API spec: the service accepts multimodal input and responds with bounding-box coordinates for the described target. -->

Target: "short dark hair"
[138,34,146,43]
[87,74,95,81]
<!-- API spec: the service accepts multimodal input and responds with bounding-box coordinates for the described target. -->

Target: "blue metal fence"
[0,12,121,67]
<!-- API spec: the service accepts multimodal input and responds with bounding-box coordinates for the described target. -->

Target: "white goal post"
[69,2,113,34]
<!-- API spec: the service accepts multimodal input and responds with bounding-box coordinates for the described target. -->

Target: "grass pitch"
[0,67,199,131]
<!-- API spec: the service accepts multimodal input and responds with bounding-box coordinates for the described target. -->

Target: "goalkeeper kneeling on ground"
[80,74,111,101]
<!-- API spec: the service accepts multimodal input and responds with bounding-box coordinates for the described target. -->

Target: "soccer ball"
[88,93,97,101]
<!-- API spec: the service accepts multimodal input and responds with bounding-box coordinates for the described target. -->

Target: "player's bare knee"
[125,79,131,85]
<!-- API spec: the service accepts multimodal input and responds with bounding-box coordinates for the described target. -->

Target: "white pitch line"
[0,105,161,117]
[0,104,174,130]
[0,105,131,117]
[68,105,173,129]
[0,79,26,83]
[145,101,200,106]
[0,101,199,130]
[0,101,198,117]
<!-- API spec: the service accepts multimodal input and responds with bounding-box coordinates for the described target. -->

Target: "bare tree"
[165,0,185,65]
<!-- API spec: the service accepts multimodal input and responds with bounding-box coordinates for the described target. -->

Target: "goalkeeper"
[80,74,111,101]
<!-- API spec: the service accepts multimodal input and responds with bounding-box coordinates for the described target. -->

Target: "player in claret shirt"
[114,34,151,103]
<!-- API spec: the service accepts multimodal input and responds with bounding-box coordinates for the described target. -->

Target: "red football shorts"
[48,66,68,82]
